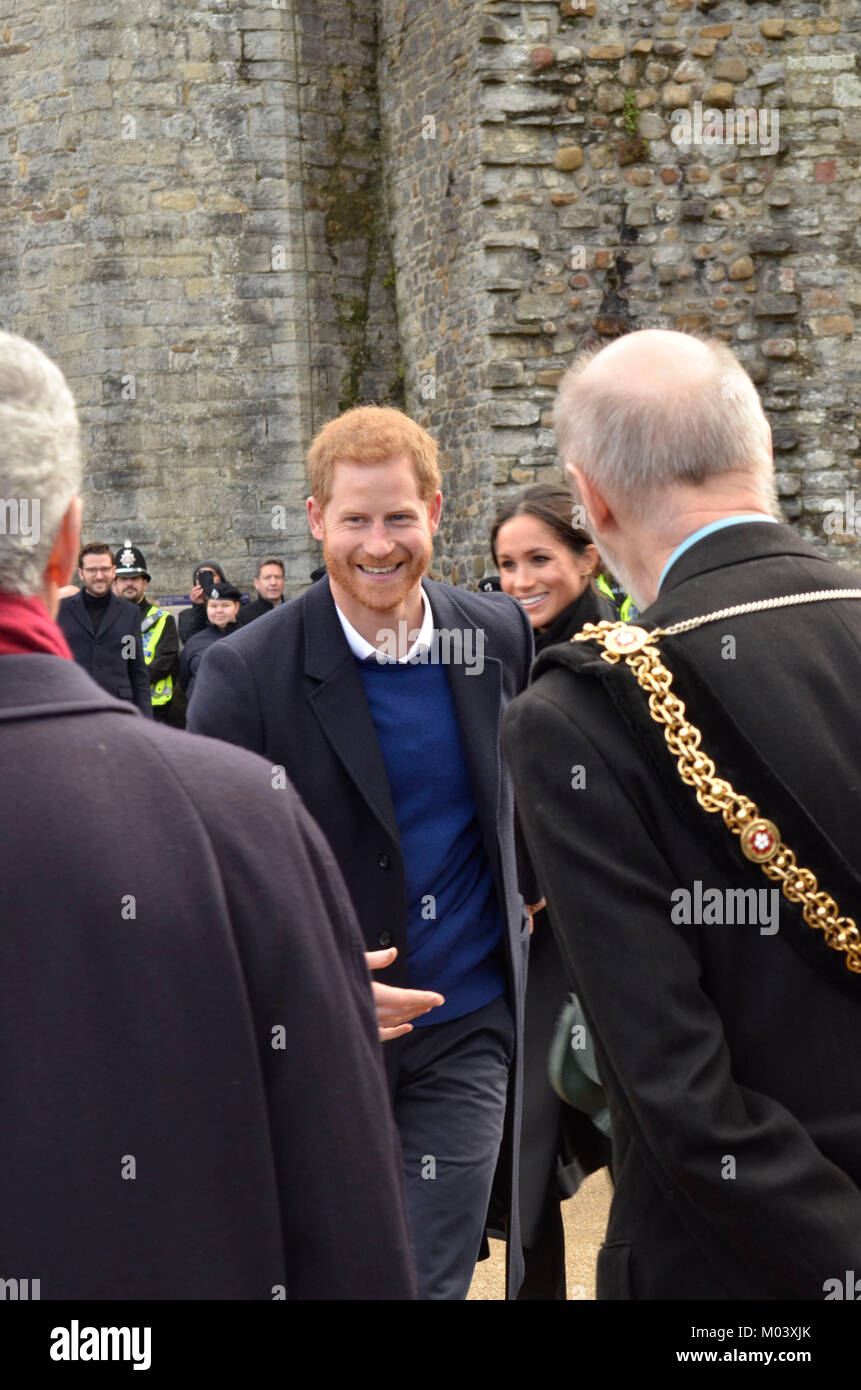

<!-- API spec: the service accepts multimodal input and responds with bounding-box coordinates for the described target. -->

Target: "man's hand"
[365,947,445,1041]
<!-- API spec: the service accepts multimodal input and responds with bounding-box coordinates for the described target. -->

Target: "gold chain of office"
[572,588,861,975]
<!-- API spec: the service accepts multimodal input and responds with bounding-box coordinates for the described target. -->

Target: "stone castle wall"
[470,0,861,574]
[2,0,859,596]
[2,0,401,596]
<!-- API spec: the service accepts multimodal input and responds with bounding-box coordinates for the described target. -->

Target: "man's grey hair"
[553,335,778,511]
[0,331,81,596]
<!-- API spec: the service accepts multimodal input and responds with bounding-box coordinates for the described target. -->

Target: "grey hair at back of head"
[553,336,777,509]
[0,332,81,597]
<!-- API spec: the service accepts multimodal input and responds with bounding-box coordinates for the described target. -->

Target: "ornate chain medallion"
[573,590,861,975]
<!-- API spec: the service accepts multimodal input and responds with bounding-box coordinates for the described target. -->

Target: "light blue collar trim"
[657,515,778,594]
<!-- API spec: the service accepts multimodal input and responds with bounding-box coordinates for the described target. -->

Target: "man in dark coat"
[503,329,861,1300]
[189,405,534,1300]
[238,556,286,625]
[58,541,153,716]
[0,329,415,1300]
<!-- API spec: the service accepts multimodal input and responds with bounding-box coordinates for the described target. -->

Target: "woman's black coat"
[518,582,616,1247]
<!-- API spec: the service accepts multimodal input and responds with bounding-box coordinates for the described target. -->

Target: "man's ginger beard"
[321,524,434,614]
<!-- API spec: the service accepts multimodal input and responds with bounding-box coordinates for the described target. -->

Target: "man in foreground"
[190,405,534,1299]
[504,330,861,1299]
[0,331,414,1299]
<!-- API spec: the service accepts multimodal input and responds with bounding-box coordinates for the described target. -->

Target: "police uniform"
[595,572,637,622]
[114,543,179,725]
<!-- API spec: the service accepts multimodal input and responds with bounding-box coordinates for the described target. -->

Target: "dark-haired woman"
[492,483,616,1300]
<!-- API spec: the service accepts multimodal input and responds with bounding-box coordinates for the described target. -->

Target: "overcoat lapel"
[303,577,400,846]
[98,593,126,638]
[68,589,95,635]
[425,579,503,873]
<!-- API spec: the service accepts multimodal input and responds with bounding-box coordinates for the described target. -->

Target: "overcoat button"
[378,853,391,869]
[377,930,392,948]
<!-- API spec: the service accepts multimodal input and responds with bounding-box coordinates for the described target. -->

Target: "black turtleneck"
[82,589,112,634]
[532,583,617,655]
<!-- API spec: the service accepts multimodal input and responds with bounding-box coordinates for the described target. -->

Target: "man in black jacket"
[504,329,861,1300]
[58,542,153,716]
[238,556,286,625]
[0,328,415,1300]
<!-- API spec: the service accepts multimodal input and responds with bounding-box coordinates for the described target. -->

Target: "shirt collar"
[657,514,779,594]
[334,586,434,663]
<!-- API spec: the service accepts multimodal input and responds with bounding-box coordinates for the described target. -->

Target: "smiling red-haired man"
[190,405,536,1300]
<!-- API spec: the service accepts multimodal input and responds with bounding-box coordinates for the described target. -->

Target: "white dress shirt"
[334,585,434,663]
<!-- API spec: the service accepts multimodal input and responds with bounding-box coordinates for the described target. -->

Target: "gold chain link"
[573,620,861,975]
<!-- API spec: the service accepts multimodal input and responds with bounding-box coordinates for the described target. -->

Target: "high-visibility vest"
[140,604,173,706]
[596,574,637,623]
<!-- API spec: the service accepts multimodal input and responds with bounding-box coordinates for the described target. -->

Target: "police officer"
[113,541,180,725]
[595,572,637,621]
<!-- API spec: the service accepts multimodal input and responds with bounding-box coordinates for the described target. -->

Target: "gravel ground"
[467,1166,612,1301]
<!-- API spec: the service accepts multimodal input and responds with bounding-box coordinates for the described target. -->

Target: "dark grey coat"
[58,588,152,716]
[504,522,861,1299]
[0,653,415,1299]
[188,573,535,1295]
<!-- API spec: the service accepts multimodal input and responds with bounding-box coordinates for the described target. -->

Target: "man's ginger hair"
[307,406,442,508]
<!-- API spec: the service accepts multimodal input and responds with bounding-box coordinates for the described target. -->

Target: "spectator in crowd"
[238,556,286,626]
[180,580,242,702]
[504,329,861,1299]
[0,328,416,1300]
[189,405,535,1300]
[113,540,180,724]
[491,483,615,1299]
[178,560,227,644]
[58,541,152,717]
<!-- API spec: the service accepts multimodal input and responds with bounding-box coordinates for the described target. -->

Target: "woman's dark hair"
[490,483,595,567]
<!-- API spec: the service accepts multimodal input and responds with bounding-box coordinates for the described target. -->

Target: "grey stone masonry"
[473,0,861,572]
[2,1,401,598]
[2,0,859,591]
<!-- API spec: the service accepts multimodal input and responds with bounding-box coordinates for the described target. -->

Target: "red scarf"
[0,592,73,659]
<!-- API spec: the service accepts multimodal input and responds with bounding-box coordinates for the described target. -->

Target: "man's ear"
[42,496,82,618]
[428,490,443,534]
[307,495,324,542]
[764,420,774,464]
[46,496,82,589]
[568,466,612,535]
